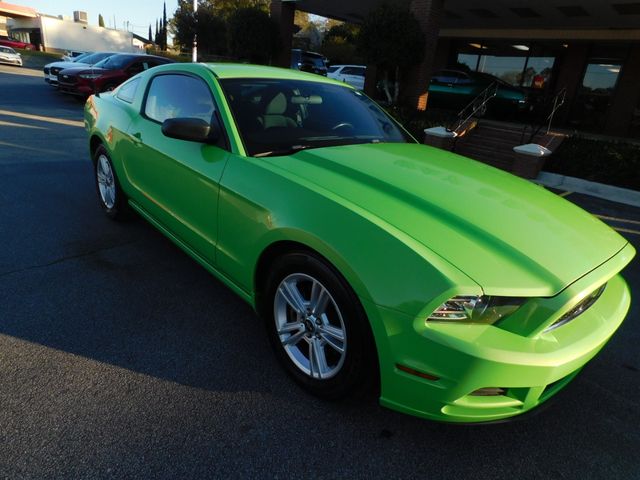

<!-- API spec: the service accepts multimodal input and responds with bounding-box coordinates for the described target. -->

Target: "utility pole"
[192,0,197,62]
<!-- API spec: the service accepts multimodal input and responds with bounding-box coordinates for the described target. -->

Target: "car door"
[122,72,230,266]
[341,66,365,90]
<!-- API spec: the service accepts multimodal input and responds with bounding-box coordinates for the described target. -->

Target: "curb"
[535,171,640,208]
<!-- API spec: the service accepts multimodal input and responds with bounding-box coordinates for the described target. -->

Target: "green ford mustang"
[84,63,635,423]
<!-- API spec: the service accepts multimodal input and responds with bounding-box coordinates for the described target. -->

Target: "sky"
[20,0,178,38]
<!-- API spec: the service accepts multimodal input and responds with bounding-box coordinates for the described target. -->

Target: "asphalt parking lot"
[0,64,639,479]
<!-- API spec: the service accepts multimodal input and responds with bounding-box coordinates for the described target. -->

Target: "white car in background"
[0,45,22,66]
[327,64,366,90]
[61,50,88,62]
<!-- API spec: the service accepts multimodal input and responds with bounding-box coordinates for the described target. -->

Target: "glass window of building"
[522,57,555,88]
[477,56,527,86]
[581,63,622,94]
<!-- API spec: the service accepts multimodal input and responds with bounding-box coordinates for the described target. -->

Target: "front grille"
[544,283,607,332]
[59,75,77,84]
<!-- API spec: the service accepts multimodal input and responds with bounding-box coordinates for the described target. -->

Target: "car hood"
[270,142,628,296]
[47,60,90,69]
[59,66,107,76]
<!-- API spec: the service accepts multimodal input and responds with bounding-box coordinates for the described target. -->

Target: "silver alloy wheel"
[274,273,347,380]
[96,154,116,209]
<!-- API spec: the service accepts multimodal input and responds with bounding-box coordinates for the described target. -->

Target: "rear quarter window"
[116,78,140,103]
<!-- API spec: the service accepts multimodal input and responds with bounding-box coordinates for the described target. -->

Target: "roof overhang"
[295,0,640,31]
[0,1,37,18]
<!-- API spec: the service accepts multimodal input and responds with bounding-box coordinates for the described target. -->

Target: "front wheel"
[264,252,377,399]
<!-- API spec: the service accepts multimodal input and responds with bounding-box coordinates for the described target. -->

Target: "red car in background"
[0,35,35,50]
[57,53,174,98]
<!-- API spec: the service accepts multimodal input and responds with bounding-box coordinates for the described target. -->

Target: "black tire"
[93,145,128,220]
[263,251,377,400]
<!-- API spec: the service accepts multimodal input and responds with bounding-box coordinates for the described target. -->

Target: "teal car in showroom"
[428,69,530,115]
[84,63,634,423]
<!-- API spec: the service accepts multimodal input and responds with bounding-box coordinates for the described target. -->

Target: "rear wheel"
[94,145,128,220]
[263,252,377,399]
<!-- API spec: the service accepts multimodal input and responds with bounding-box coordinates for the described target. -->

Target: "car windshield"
[302,53,326,69]
[80,52,115,65]
[94,54,135,70]
[0,46,15,54]
[327,66,339,73]
[73,52,92,62]
[220,78,414,157]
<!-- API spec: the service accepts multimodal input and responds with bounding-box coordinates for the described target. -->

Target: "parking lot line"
[613,226,640,236]
[595,214,640,226]
[0,119,47,130]
[0,109,84,128]
[558,191,573,197]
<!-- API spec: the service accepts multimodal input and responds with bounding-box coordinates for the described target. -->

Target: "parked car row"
[44,52,174,99]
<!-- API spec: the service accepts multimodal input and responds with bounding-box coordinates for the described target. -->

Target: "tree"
[162,1,168,50]
[210,0,269,18]
[357,4,425,104]
[293,10,311,33]
[320,22,361,65]
[228,6,279,64]
[98,14,105,28]
[148,24,152,42]
[170,0,226,55]
[155,19,160,46]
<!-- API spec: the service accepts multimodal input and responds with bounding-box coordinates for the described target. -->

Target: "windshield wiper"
[253,145,312,158]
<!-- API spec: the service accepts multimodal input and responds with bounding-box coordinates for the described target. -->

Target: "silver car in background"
[0,46,22,67]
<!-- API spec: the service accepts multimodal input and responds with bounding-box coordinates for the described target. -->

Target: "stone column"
[402,0,445,110]
[552,43,589,125]
[270,0,295,68]
[363,64,378,98]
[605,44,640,136]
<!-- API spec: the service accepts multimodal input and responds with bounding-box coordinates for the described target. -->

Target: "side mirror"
[161,117,220,144]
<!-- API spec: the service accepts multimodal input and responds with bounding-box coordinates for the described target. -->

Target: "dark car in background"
[0,35,35,50]
[290,49,328,76]
[428,69,531,116]
[44,52,116,86]
[57,54,174,97]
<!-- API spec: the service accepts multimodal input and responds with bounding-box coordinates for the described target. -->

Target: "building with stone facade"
[271,0,640,138]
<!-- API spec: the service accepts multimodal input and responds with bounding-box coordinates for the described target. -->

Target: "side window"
[144,74,216,124]
[127,61,146,75]
[116,78,140,103]
[342,67,365,76]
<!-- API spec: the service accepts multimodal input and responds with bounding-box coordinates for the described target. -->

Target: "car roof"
[201,63,344,84]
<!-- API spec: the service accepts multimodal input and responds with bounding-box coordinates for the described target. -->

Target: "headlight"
[79,73,102,79]
[427,295,524,324]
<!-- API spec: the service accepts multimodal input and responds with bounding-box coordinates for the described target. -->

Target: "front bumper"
[58,80,92,96]
[0,57,22,66]
[367,243,634,423]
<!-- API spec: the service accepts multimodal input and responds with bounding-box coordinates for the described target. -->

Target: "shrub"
[546,136,640,190]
